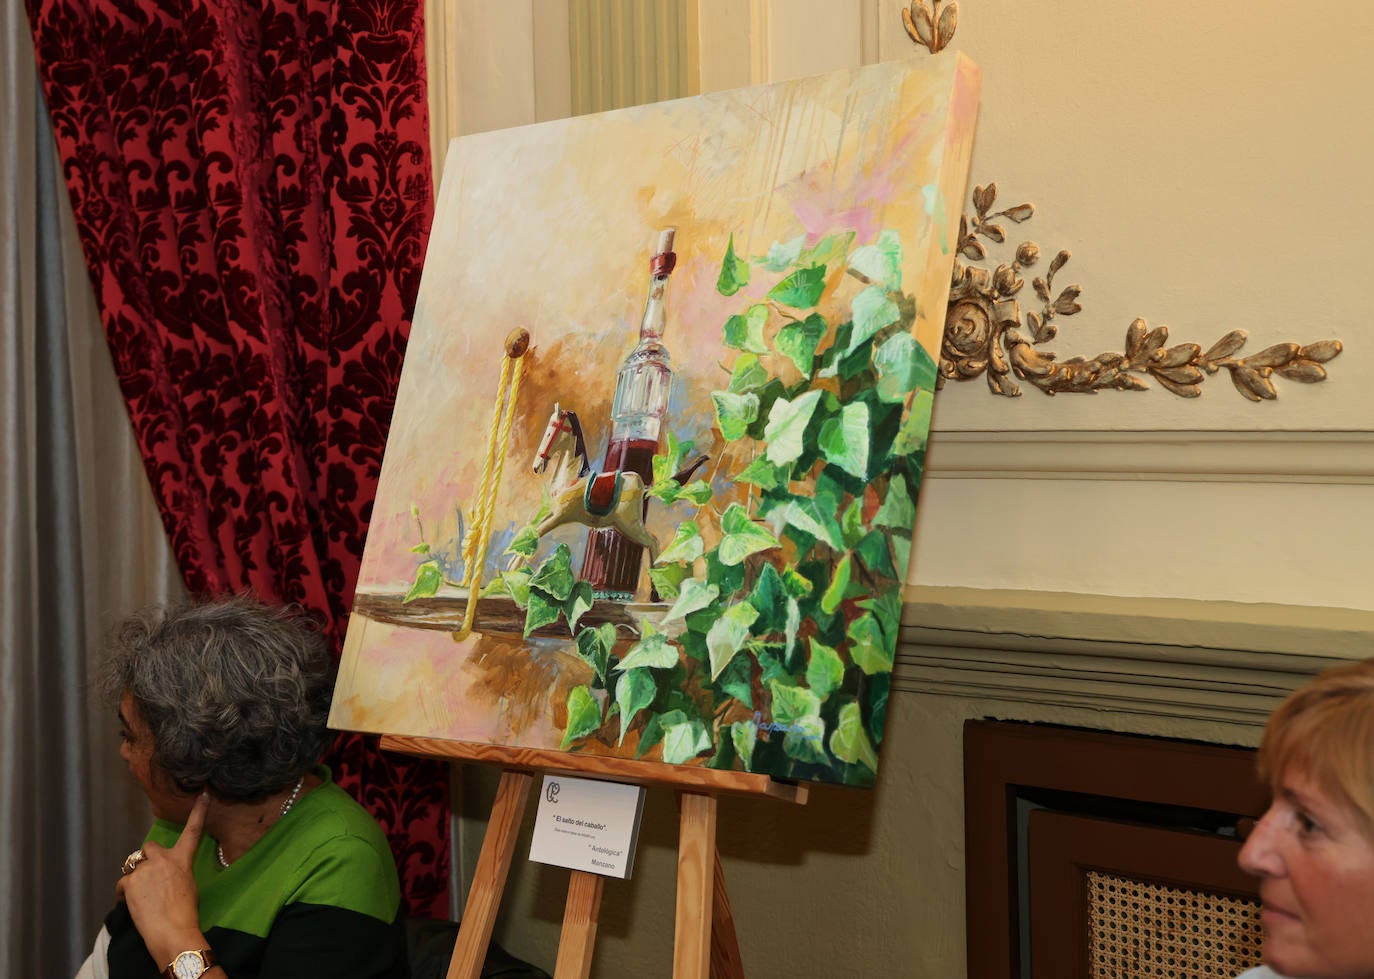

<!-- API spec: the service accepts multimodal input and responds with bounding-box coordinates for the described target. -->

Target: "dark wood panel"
[963,720,1267,979]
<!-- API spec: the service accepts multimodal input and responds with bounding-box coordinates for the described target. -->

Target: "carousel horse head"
[532,403,589,478]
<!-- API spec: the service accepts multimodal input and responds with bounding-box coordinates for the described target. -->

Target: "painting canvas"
[331,55,980,787]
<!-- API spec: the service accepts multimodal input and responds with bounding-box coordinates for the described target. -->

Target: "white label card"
[528,774,647,879]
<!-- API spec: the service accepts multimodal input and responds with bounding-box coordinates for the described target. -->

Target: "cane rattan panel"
[1087,871,1263,978]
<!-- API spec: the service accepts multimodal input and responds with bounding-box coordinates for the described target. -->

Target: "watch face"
[172,951,209,979]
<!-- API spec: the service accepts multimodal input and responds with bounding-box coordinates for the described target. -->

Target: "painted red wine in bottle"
[581,229,677,599]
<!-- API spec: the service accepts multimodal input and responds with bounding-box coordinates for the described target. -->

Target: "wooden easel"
[381,736,809,979]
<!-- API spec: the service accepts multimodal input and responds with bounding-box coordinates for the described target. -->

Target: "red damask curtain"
[26,0,449,915]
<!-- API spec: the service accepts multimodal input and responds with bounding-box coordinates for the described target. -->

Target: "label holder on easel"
[379,735,808,979]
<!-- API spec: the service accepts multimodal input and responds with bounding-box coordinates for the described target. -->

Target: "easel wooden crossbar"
[381,736,808,979]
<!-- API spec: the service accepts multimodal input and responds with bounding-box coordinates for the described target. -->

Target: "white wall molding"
[924,429,1374,484]
[896,587,1374,729]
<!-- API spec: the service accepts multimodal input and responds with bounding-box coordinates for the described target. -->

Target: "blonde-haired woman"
[1238,659,1374,979]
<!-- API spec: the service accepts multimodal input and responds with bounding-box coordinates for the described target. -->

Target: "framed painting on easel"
[331,54,980,789]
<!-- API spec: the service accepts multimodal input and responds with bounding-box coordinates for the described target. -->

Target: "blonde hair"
[1259,659,1374,837]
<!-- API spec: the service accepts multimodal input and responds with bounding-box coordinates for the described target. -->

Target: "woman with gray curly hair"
[80,596,407,979]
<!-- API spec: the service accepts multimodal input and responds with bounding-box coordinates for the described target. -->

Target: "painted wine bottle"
[581,228,677,599]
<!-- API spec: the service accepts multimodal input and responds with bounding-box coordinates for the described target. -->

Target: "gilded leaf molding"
[900,7,1343,399]
[903,0,958,54]
[940,183,1342,399]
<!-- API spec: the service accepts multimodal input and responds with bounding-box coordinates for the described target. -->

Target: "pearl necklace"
[216,775,304,869]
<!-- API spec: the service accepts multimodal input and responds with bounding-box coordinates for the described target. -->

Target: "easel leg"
[709,848,745,979]
[553,870,605,979]
[447,769,534,979]
[674,792,717,979]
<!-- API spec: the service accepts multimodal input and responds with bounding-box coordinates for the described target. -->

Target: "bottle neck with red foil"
[609,245,676,447]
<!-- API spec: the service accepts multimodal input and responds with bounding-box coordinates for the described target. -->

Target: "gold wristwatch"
[162,948,216,979]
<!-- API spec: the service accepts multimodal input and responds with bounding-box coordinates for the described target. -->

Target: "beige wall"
[428,2,1374,975]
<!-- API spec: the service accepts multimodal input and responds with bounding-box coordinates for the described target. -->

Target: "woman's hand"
[116,792,213,968]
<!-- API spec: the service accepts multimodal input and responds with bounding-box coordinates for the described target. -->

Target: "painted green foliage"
[513,228,934,786]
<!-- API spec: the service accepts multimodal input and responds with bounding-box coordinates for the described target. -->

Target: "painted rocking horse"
[512,403,706,591]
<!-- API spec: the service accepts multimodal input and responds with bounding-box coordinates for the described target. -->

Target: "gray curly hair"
[101,595,334,802]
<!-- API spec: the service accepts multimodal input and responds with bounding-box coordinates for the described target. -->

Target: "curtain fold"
[26,0,450,916]
[2,2,184,973]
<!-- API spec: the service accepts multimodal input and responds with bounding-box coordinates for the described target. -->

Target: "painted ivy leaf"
[820,553,853,615]
[575,624,614,684]
[615,669,658,746]
[717,503,781,566]
[860,588,903,644]
[564,579,594,633]
[747,563,786,634]
[855,529,895,578]
[818,401,870,479]
[840,498,865,549]
[846,286,901,356]
[662,715,712,764]
[636,712,665,759]
[830,701,880,771]
[848,229,903,291]
[892,389,935,458]
[873,476,916,531]
[723,303,769,353]
[648,562,691,602]
[716,653,754,709]
[755,649,790,688]
[782,498,843,552]
[712,390,760,442]
[807,640,845,701]
[867,672,891,746]
[782,567,815,599]
[768,679,822,726]
[529,542,574,601]
[403,560,444,603]
[523,590,562,637]
[775,313,828,377]
[847,611,894,675]
[675,480,713,506]
[734,456,786,491]
[707,600,759,680]
[656,522,704,565]
[655,479,714,507]
[728,353,769,394]
[799,231,855,273]
[763,389,823,466]
[758,234,805,272]
[816,322,849,379]
[652,431,689,484]
[783,714,830,766]
[703,548,746,599]
[784,597,802,666]
[616,621,680,671]
[661,578,721,628]
[505,525,540,558]
[560,686,602,749]
[409,542,431,554]
[478,574,508,600]
[731,720,759,771]
[485,568,532,606]
[716,232,750,296]
[768,264,827,309]
[877,332,938,403]
[893,529,912,581]
[647,481,678,505]
[593,621,618,657]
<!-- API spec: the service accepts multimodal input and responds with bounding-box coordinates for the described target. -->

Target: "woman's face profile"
[118,692,194,822]
[1239,763,1374,979]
